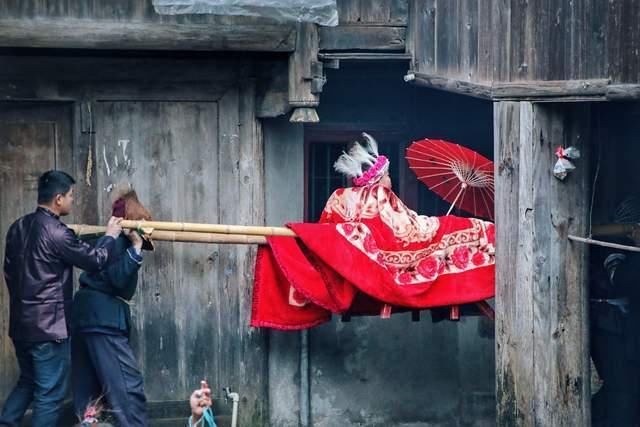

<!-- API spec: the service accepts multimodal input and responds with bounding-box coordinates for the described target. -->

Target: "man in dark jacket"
[591,196,640,426]
[591,249,640,426]
[72,186,151,427]
[1,170,122,427]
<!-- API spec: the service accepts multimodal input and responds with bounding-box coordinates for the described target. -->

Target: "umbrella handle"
[446,184,467,216]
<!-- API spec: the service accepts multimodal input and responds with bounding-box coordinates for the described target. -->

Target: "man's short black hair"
[37,170,76,204]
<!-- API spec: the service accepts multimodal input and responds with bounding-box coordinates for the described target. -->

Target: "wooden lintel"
[606,84,640,100]
[0,18,297,52]
[319,26,406,51]
[492,79,611,99]
[0,80,230,102]
[404,72,493,100]
[406,72,640,102]
[319,52,412,61]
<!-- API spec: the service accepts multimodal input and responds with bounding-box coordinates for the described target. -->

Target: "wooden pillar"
[494,102,591,426]
[288,23,322,123]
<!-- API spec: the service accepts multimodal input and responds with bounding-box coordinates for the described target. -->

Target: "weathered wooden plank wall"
[0,55,282,105]
[337,0,408,25]
[320,0,408,51]
[93,96,267,423]
[0,56,270,425]
[494,102,591,426]
[410,0,640,84]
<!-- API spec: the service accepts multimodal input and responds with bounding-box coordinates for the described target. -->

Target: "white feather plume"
[333,152,363,178]
[333,132,386,181]
[361,132,379,157]
[348,142,376,167]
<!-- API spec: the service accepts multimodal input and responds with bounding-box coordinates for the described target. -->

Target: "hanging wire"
[588,114,602,237]
[85,102,94,186]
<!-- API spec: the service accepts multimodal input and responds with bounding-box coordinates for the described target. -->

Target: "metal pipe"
[223,387,240,427]
[300,330,310,427]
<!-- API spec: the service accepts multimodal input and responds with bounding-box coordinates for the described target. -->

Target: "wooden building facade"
[1,1,640,426]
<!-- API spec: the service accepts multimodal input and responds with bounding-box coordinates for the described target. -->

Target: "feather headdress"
[333,132,389,187]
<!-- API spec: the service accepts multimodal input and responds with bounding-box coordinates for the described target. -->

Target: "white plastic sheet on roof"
[152,0,338,26]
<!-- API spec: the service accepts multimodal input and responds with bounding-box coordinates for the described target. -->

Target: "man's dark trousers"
[72,332,147,427]
[0,339,70,427]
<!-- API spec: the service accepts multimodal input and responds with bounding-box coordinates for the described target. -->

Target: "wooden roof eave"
[0,17,298,52]
[405,71,640,103]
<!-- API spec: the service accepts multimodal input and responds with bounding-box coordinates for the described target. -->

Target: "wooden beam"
[406,72,640,102]
[319,52,412,61]
[606,84,640,100]
[492,79,611,100]
[319,25,406,51]
[0,56,246,82]
[0,80,230,102]
[404,72,493,100]
[495,102,591,426]
[0,18,297,52]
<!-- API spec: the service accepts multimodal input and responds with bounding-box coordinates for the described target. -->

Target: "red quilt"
[251,184,495,330]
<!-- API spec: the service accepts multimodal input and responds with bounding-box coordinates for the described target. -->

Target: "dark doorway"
[302,61,496,427]
[589,102,640,427]
[305,62,494,222]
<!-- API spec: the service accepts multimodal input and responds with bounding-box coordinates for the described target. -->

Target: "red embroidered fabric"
[251,184,495,330]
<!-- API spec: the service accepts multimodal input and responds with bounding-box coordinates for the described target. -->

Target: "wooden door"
[93,94,267,425]
[0,102,72,401]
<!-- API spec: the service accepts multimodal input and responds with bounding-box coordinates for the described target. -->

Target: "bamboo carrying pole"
[117,220,296,237]
[67,223,289,245]
[70,220,295,237]
[145,230,268,245]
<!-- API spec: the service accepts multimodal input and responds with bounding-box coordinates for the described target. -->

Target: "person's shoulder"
[6,212,37,239]
[4,219,19,243]
[44,218,75,243]
[11,211,36,226]
[49,219,72,234]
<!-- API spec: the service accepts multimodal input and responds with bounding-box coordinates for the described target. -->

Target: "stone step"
[150,415,232,427]
[16,400,233,427]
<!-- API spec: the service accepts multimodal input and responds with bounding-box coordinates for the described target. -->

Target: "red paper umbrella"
[406,138,494,221]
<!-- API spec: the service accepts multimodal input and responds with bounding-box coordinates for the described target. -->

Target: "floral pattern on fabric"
[329,184,495,286]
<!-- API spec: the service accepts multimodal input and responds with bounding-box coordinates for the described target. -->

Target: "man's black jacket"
[3,207,115,341]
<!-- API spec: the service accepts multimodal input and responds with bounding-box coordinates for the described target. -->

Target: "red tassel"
[381,304,392,319]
